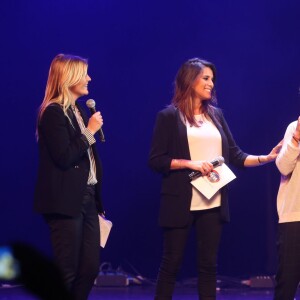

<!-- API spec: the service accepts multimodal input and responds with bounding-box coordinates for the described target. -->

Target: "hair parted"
[37,53,88,131]
[172,57,218,127]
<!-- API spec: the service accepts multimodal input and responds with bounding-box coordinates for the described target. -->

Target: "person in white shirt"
[274,116,300,300]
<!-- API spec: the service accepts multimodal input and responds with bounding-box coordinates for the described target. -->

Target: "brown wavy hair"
[172,58,218,127]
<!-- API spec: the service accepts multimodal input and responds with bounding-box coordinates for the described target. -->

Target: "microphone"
[86,99,105,142]
[188,156,224,181]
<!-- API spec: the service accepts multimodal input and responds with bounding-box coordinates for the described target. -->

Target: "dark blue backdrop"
[1,0,300,280]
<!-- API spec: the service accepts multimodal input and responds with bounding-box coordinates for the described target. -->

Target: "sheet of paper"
[190,163,236,200]
[99,215,113,248]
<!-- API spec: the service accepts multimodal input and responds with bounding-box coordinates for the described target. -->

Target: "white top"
[276,121,300,223]
[187,114,222,210]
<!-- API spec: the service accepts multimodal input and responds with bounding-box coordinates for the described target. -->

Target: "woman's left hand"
[262,140,283,163]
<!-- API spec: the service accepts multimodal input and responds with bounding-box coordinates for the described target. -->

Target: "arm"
[217,109,282,167]
[39,105,96,169]
[148,111,173,174]
[148,110,213,175]
[218,110,248,167]
[244,141,283,167]
[276,117,300,176]
[170,159,214,175]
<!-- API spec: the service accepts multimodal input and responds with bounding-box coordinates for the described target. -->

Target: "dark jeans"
[44,185,100,300]
[274,221,300,300]
[155,207,223,300]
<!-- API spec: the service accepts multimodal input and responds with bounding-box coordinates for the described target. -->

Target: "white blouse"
[187,114,222,211]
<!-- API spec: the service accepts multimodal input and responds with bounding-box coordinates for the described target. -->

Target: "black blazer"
[34,103,104,217]
[148,106,247,227]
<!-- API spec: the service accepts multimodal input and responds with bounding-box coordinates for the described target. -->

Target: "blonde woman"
[35,54,104,300]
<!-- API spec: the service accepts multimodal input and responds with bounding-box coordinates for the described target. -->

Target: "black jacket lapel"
[175,108,191,160]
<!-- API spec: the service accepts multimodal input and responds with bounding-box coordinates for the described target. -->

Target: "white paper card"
[190,163,236,200]
[99,215,113,248]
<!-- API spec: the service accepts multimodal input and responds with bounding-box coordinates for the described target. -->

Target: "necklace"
[195,114,205,126]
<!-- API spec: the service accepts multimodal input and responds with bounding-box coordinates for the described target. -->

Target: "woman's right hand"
[87,112,103,135]
[187,160,214,175]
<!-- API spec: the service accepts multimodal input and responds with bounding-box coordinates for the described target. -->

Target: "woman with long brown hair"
[149,57,281,300]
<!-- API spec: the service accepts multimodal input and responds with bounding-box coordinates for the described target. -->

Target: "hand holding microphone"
[87,111,103,133]
[189,156,224,181]
[86,99,105,142]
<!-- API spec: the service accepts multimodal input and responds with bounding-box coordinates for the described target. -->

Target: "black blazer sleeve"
[215,109,248,167]
[148,109,174,175]
[39,104,90,170]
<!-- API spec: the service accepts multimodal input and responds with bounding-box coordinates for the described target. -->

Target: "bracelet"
[257,156,262,164]
[292,135,300,143]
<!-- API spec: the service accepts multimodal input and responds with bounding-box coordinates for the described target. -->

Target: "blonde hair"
[37,54,88,132]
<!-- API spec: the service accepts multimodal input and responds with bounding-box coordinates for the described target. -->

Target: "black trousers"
[155,207,223,300]
[44,185,100,300]
[274,221,300,300]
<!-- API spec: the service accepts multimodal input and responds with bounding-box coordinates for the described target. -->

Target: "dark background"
[1,0,300,281]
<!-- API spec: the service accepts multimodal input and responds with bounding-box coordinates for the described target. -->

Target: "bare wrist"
[257,155,267,164]
[257,156,262,164]
[173,159,181,169]
[177,159,182,169]
[178,159,187,169]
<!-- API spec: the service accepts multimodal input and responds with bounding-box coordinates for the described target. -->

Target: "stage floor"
[1,285,300,300]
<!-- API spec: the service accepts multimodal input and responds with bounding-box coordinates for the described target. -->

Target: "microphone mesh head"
[86,99,96,108]
[218,156,225,165]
